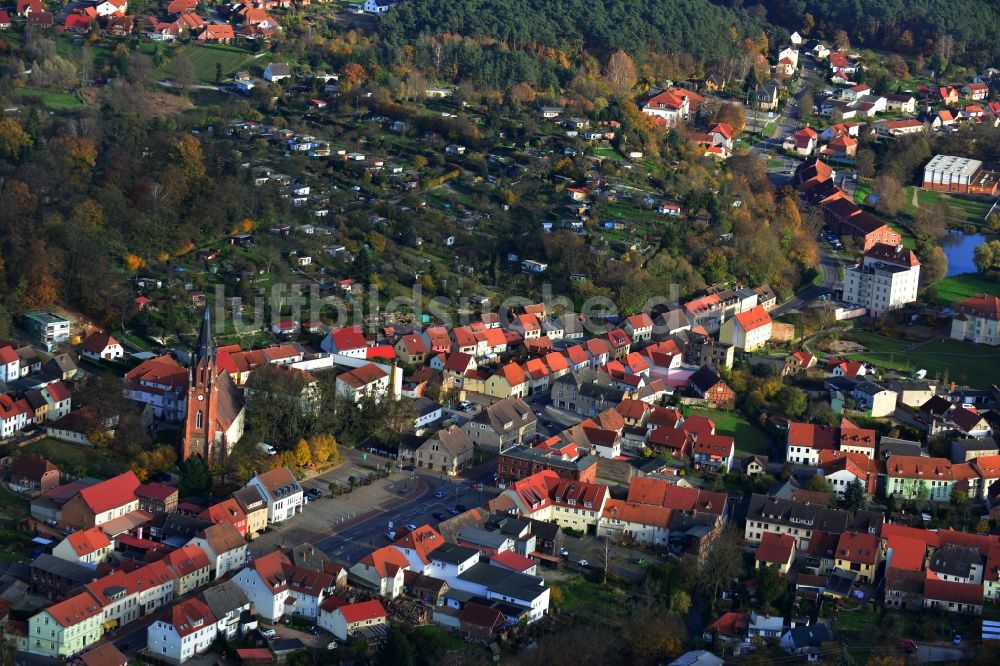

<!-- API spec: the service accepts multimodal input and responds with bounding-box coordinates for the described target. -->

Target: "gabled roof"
[336,599,387,623]
[733,306,771,332]
[165,544,210,577]
[358,546,410,578]
[42,591,102,627]
[392,524,444,565]
[756,532,795,564]
[164,598,215,638]
[923,570,983,606]
[77,471,140,515]
[835,531,879,565]
[65,527,111,556]
[80,332,118,353]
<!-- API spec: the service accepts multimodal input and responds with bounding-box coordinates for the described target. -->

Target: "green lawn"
[553,575,632,622]
[25,438,128,479]
[10,86,84,109]
[157,44,264,84]
[684,407,769,456]
[930,272,1000,305]
[853,182,872,206]
[845,331,1000,388]
[901,186,993,224]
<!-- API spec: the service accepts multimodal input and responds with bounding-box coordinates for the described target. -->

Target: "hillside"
[380,0,770,63]
[757,0,1000,66]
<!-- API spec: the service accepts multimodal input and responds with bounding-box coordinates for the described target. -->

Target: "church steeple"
[193,306,215,368]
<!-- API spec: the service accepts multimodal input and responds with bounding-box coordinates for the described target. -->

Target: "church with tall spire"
[180,307,245,462]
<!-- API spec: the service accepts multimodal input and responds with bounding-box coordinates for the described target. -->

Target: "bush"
[562,526,584,538]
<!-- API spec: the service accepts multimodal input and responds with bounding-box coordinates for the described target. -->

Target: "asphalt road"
[773,251,843,317]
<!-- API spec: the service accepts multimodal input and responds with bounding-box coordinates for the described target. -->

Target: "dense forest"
[756,0,1000,67]
[379,0,772,87]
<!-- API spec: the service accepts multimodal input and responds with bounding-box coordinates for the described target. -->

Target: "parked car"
[560,548,569,557]
[578,559,589,567]
[261,629,277,639]
[404,524,417,532]
[306,488,323,499]
[455,503,468,512]
[434,490,447,499]
[448,506,460,515]
[402,464,415,471]
[432,512,448,521]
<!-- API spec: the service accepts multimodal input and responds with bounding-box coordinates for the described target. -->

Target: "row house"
[785,419,876,465]
[26,592,103,658]
[245,467,302,524]
[744,494,882,550]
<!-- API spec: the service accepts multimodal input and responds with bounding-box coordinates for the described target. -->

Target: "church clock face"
[198,394,205,401]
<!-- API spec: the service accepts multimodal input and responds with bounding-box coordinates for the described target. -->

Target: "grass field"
[553,575,632,622]
[154,44,265,84]
[10,86,84,109]
[901,186,993,224]
[929,272,1000,305]
[25,438,128,479]
[845,330,1000,388]
[684,407,769,456]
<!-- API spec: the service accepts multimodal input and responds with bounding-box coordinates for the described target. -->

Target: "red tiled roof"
[359,546,410,578]
[337,599,387,624]
[392,524,444,565]
[491,549,536,572]
[43,592,102,628]
[80,642,127,666]
[78,471,140,515]
[168,598,215,637]
[500,362,526,387]
[80,332,118,354]
[756,532,795,565]
[136,483,178,502]
[787,422,838,451]
[330,326,368,351]
[924,570,983,606]
[835,531,879,565]
[44,380,71,403]
[602,498,672,527]
[707,611,748,638]
[165,544,210,577]
[66,527,111,556]
[957,294,1000,320]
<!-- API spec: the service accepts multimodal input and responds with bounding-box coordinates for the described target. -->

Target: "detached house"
[10,455,60,492]
[146,598,217,664]
[720,306,772,352]
[79,332,124,361]
[187,522,248,579]
[233,551,334,621]
[463,397,537,453]
[348,546,409,598]
[951,294,1000,346]
[409,425,474,476]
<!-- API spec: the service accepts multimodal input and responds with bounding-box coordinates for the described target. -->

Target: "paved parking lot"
[556,534,662,581]
[250,449,501,565]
